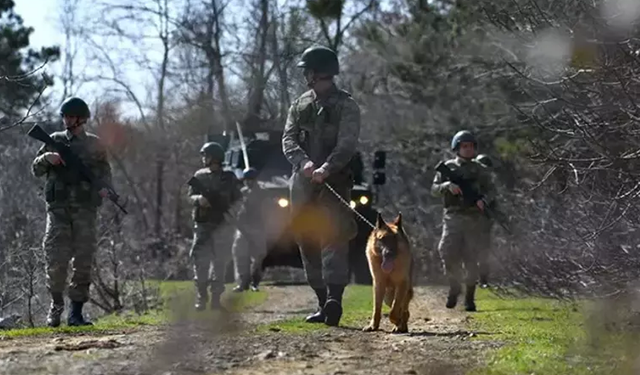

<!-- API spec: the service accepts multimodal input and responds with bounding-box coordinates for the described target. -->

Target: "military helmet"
[242,167,258,180]
[59,97,91,119]
[451,130,477,151]
[200,142,225,161]
[296,46,339,75]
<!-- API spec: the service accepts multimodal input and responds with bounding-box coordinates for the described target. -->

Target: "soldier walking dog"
[282,45,361,327]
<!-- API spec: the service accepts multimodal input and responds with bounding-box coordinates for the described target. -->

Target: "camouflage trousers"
[42,207,98,303]
[189,221,233,296]
[231,227,267,286]
[290,173,357,289]
[438,211,489,287]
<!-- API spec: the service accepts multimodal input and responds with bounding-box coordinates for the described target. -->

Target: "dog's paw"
[362,324,378,332]
[391,325,409,334]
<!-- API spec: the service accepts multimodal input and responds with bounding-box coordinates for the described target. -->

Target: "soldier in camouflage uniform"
[231,167,268,293]
[32,97,112,327]
[474,154,494,288]
[431,131,495,312]
[188,142,242,310]
[282,45,360,327]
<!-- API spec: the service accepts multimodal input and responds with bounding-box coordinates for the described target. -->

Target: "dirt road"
[0,285,497,375]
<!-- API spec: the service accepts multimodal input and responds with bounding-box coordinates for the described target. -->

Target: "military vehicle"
[210,129,387,285]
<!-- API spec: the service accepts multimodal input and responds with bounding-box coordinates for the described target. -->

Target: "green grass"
[468,288,640,375]
[7,281,639,375]
[0,281,267,339]
[258,284,386,333]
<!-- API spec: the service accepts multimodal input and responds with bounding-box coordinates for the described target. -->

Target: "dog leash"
[322,182,394,256]
[323,182,376,230]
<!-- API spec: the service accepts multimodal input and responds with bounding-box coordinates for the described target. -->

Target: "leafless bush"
[477,0,640,297]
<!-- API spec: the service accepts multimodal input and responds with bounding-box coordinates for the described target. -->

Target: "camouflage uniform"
[282,82,361,325]
[32,127,111,326]
[231,181,268,291]
[431,153,495,311]
[188,167,241,310]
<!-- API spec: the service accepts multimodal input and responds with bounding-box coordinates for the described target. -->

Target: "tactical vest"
[43,133,102,208]
[293,88,354,183]
[440,159,485,212]
[192,170,240,224]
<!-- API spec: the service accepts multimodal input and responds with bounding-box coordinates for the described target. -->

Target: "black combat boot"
[324,284,345,327]
[67,301,93,326]
[479,274,489,289]
[446,281,462,309]
[46,293,64,328]
[305,287,327,323]
[195,283,208,311]
[464,284,477,312]
[250,270,262,292]
[232,282,249,293]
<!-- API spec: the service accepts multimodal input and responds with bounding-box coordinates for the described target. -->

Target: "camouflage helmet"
[200,142,225,161]
[242,167,258,180]
[475,154,493,167]
[296,46,339,75]
[59,97,91,119]
[451,130,477,151]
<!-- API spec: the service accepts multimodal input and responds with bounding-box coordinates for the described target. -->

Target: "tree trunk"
[154,0,171,236]
[245,0,270,131]
[270,10,290,121]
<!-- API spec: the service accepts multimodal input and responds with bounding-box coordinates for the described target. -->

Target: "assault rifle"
[27,124,128,214]
[435,161,511,234]
[187,176,259,247]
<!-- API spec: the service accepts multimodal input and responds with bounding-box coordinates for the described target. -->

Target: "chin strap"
[306,72,333,89]
[65,117,86,131]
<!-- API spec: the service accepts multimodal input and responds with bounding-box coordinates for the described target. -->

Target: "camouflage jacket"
[188,168,242,224]
[237,184,267,228]
[31,129,112,211]
[282,84,361,183]
[431,157,496,215]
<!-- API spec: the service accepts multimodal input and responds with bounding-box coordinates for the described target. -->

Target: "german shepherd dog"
[363,212,414,333]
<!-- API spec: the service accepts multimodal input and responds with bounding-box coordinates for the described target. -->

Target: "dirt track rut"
[0,285,498,375]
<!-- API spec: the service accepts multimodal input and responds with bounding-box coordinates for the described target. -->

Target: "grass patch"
[0,281,267,339]
[259,284,386,333]
[468,288,640,375]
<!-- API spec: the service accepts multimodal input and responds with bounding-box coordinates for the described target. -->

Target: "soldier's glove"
[44,152,65,166]
[445,182,462,195]
[311,167,329,184]
[302,160,315,178]
[197,195,211,207]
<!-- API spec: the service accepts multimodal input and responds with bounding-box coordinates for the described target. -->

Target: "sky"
[13,0,397,120]
[15,0,120,117]
[14,1,57,50]
[13,0,305,119]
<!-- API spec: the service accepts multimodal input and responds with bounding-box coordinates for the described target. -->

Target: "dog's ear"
[375,211,387,230]
[393,212,403,228]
